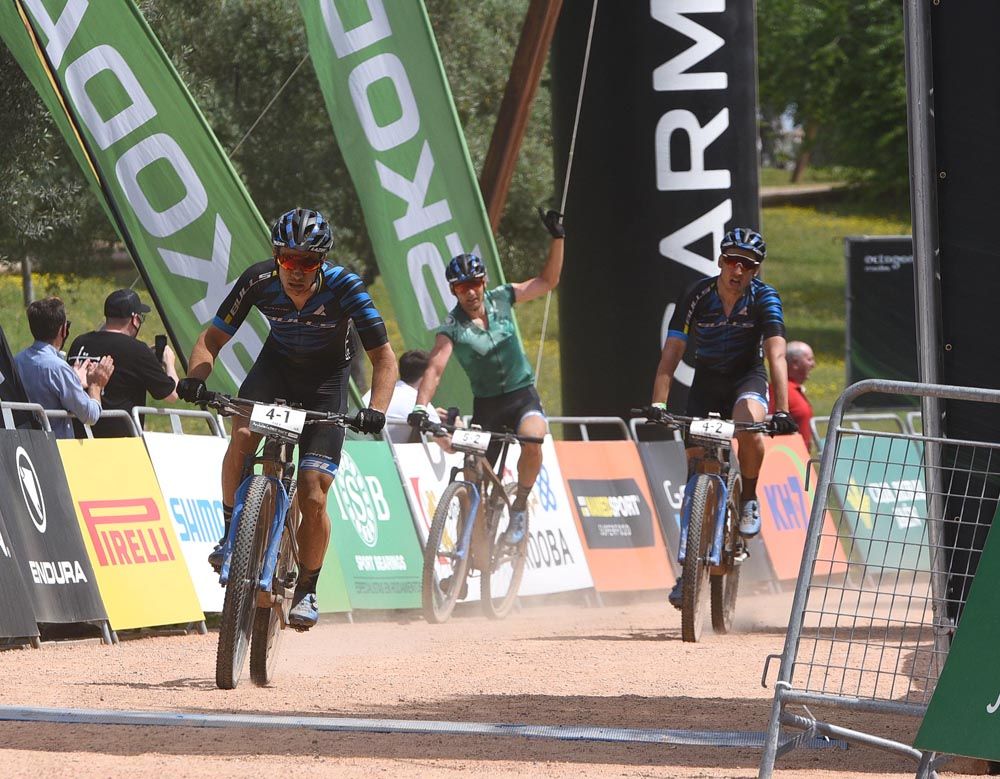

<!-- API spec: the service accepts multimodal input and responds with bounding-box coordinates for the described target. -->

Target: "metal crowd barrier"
[46,409,139,438]
[810,412,912,452]
[759,380,1000,776]
[547,416,630,441]
[131,405,226,438]
[0,402,139,438]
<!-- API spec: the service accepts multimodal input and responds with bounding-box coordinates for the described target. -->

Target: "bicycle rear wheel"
[421,481,473,624]
[250,493,297,686]
[681,474,717,643]
[216,475,274,690]
[481,484,527,620]
[711,469,742,634]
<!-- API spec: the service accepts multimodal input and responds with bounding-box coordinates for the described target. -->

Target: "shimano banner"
[0,0,271,392]
[0,502,39,642]
[845,236,918,404]
[0,430,105,624]
[298,0,512,409]
[552,2,759,422]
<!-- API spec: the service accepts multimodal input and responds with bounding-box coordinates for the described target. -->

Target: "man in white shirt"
[363,350,430,443]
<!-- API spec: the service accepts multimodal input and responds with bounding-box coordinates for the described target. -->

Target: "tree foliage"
[0,0,555,281]
[757,0,909,202]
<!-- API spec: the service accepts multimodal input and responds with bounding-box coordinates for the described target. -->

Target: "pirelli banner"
[0,501,40,642]
[552,2,760,422]
[0,430,105,625]
[554,441,673,592]
[58,438,203,630]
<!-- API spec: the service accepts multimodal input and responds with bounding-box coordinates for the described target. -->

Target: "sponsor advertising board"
[325,441,424,609]
[0,430,106,624]
[554,441,673,592]
[58,438,203,630]
[142,432,228,612]
[0,501,40,641]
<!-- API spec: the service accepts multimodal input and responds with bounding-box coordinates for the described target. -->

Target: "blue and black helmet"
[270,207,334,255]
[720,227,766,261]
[445,253,487,285]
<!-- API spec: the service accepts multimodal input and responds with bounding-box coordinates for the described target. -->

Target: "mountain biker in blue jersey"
[177,208,397,629]
[649,228,798,609]
[411,208,565,549]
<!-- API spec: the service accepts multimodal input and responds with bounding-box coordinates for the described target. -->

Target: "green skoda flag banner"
[298,0,513,408]
[914,504,1000,760]
[1,0,270,393]
[324,441,423,609]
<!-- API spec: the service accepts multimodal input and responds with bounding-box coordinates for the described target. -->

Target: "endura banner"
[0,430,106,624]
[299,0,510,408]
[0,502,40,642]
[142,432,229,613]
[326,441,424,610]
[58,438,203,630]
[1,0,271,392]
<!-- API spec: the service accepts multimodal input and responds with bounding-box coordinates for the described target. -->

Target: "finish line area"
[0,705,845,750]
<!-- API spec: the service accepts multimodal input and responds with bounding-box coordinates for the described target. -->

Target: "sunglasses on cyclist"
[276,252,324,273]
[451,279,484,295]
[721,253,761,271]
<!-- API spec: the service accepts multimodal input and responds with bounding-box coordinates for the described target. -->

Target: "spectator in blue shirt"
[14,297,114,438]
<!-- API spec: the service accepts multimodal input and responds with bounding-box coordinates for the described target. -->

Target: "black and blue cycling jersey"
[212,260,388,363]
[667,276,785,374]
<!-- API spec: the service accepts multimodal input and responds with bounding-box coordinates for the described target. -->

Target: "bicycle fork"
[218,475,291,589]
[677,473,728,567]
[451,481,482,563]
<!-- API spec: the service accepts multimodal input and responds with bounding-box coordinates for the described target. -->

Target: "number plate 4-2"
[249,403,307,441]
[451,428,492,454]
[689,418,735,441]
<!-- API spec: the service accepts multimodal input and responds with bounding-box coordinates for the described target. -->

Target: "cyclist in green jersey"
[411,209,565,545]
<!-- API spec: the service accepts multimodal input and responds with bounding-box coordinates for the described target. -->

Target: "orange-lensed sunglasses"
[276,252,324,273]
[721,253,761,271]
[451,279,484,294]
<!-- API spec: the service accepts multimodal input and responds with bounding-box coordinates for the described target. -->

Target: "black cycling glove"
[771,411,799,435]
[353,408,386,435]
[537,207,565,239]
[177,377,207,403]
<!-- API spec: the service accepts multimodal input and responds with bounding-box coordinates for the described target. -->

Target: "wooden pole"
[479,0,564,231]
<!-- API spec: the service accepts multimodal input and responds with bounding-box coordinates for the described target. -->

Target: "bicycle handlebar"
[407,412,545,445]
[197,391,360,431]
[630,407,776,436]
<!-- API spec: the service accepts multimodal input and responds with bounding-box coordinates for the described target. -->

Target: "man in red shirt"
[769,340,815,450]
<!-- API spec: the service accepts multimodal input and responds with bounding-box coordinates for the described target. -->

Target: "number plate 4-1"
[690,418,735,441]
[249,403,307,441]
[451,428,492,454]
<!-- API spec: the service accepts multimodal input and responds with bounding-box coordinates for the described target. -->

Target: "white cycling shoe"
[739,499,761,537]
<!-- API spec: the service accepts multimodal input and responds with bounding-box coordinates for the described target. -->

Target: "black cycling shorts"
[238,345,350,477]
[687,364,769,418]
[472,384,546,465]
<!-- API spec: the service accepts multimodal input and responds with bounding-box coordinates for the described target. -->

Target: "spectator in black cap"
[67,288,179,437]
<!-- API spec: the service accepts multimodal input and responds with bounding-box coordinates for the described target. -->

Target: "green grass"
[3,192,909,428]
[759,166,855,188]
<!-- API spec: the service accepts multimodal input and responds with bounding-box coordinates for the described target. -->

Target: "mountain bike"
[198,391,359,689]
[636,407,776,642]
[408,413,544,623]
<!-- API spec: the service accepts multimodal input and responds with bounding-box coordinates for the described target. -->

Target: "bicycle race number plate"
[690,418,735,442]
[249,403,307,443]
[451,428,492,454]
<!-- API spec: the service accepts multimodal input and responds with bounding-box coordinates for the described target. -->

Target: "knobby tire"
[249,493,296,687]
[481,484,527,620]
[711,469,742,634]
[216,475,273,690]
[421,481,472,624]
[681,474,716,643]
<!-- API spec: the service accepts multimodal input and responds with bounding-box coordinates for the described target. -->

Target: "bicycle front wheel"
[217,475,274,690]
[711,469,742,634]
[481,484,527,620]
[421,481,473,624]
[681,474,717,643]
[250,494,296,687]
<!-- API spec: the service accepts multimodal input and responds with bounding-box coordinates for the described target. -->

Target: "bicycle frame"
[677,471,729,567]
[445,441,514,564]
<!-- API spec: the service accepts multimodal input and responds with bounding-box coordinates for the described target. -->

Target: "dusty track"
[0,593,983,777]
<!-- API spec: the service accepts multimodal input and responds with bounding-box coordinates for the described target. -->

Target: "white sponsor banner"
[142,432,227,612]
[393,436,593,598]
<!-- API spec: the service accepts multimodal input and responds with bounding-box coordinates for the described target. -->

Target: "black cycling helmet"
[720,227,766,261]
[270,208,334,255]
[445,253,487,285]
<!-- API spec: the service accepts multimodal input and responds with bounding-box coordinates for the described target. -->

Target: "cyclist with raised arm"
[411,209,565,547]
[176,207,397,629]
[649,228,797,609]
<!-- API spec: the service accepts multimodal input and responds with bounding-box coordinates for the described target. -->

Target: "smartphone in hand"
[154,334,167,363]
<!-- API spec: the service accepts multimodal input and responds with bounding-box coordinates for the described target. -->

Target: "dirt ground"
[0,591,986,778]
